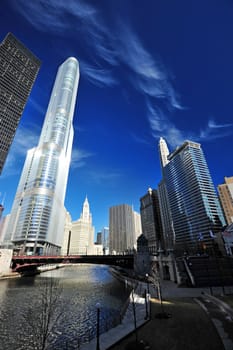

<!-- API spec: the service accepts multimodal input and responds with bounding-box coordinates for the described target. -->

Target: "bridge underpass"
[11,255,134,275]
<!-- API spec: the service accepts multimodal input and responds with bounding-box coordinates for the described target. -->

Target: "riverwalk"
[81,280,233,350]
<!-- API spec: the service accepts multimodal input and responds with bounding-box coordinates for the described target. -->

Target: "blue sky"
[0,0,233,235]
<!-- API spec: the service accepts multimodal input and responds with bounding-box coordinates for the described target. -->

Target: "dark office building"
[140,187,163,254]
[0,33,41,174]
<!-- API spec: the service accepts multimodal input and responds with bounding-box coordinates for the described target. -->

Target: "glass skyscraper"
[159,139,225,254]
[0,33,41,174]
[6,57,79,255]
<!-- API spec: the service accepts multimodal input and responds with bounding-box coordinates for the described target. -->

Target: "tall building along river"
[158,138,226,254]
[5,57,80,255]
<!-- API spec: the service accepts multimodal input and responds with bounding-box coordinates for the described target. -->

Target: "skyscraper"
[109,204,141,254]
[0,33,41,174]
[140,187,162,254]
[6,57,79,255]
[101,226,109,254]
[158,137,174,252]
[159,139,225,253]
[218,177,233,225]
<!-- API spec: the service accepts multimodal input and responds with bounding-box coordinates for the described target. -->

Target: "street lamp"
[144,289,148,320]
[145,274,150,319]
[145,273,150,294]
[96,302,101,350]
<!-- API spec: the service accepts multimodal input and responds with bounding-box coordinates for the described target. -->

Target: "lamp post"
[96,302,101,350]
[145,273,150,294]
[144,289,148,320]
[144,274,150,320]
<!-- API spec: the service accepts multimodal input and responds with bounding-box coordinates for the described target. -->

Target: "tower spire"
[159,137,170,168]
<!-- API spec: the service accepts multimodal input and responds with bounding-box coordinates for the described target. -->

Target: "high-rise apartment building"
[6,57,79,255]
[0,33,41,174]
[109,204,141,254]
[140,187,162,254]
[159,139,225,253]
[218,177,233,225]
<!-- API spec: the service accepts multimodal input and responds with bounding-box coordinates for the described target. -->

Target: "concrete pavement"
[80,279,233,350]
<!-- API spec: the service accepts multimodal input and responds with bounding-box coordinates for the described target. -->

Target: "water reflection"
[0,264,130,349]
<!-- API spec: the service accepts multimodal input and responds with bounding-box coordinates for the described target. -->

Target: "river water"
[0,264,131,350]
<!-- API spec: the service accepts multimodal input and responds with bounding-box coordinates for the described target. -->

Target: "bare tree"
[148,262,171,318]
[20,278,66,350]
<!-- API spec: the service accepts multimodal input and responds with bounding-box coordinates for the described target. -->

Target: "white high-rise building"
[67,197,95,255]
[6,57,79,255]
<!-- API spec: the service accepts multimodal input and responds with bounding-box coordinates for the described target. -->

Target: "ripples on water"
[0,264,131,349]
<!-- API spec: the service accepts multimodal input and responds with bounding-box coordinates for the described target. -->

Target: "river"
[0,264,131,350]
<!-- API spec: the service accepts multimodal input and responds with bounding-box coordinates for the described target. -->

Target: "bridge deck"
[11,255,134,270]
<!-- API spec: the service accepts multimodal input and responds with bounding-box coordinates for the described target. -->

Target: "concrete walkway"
[80,280,233,350]
[80,287,149,350]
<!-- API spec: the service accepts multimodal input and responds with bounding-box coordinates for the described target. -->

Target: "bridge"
[11,254,134,275]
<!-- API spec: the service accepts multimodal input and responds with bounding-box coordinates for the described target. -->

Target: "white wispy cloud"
[199,119,233,141]
[80,61,118,87]
[14,0,118,86]
[2,125,40,177]
[14,0,232,148]
[119,34,164,80]
[28,96,46,115]
[147,99,187,147]
[71,148,94,169]
[115,23,183,110]
[13,0,98,34]
[87,169,122,185]
[148,97,233,147]
[130,133,151,146]
[207,119,233,129]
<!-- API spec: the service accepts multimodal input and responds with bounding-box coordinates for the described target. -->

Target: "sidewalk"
[80,280,233,350]
[80,287,148,350]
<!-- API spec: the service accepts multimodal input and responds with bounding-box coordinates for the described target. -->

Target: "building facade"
[0,33,41,174]
[96,231,102,245]
[101,226,109,254]
[6,57,79,255]
[159,139,225,254]
[218,177,233,225]
[157,138,175,252]
[109,204,141,254]
[67,197,95,255]
[61,210,72,256]
[140,187,162,254]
